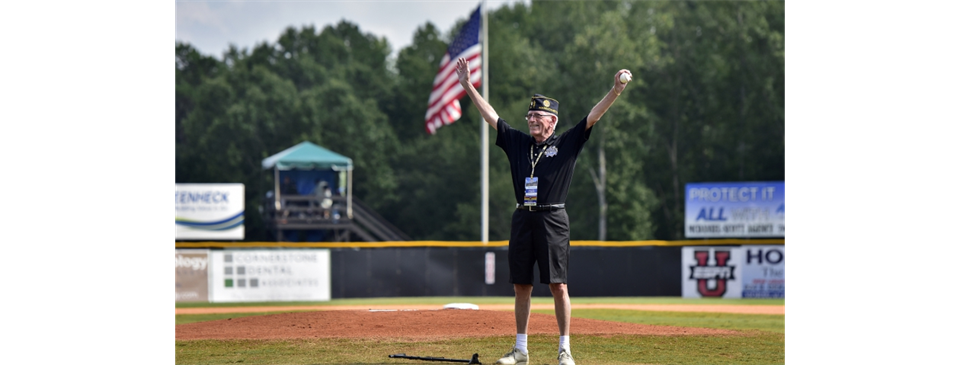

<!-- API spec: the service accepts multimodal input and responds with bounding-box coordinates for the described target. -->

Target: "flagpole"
[481,0,489,245]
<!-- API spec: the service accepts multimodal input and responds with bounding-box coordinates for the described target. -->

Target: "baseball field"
[175,296,785,365]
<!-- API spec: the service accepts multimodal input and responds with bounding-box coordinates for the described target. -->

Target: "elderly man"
[455,57,631,365]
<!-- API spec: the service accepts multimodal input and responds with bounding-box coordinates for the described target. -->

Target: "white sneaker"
[494,347,528,365]
[557,348,575,365]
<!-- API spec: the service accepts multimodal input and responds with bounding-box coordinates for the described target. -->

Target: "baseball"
[619,72,631,84]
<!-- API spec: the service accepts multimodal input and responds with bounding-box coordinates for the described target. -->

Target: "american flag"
[425,5,482,135]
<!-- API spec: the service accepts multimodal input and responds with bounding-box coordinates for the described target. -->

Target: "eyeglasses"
[525,113,552,121]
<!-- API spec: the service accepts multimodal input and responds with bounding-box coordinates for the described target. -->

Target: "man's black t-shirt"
[495,117,593,206]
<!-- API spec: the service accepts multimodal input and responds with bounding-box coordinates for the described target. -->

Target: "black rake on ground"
[388,353,481,364]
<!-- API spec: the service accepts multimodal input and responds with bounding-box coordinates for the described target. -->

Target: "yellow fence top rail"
[175,239,783,249]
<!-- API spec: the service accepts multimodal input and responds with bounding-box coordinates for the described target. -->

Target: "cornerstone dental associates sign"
[176,183,244,240]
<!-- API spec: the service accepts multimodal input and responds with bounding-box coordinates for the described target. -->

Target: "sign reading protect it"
[684,181,784,238]
[176,183,244,240]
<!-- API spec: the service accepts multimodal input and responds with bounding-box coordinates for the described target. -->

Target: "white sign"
[209,249,331,302]
[484,252,495,285]
[681,246,743,299]
[741,246,785,298]
[685,181,784,238]
[176,183,244,240]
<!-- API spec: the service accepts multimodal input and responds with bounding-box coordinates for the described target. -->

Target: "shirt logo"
[545,146,558,157]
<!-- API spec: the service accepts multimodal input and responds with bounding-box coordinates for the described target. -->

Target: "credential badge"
[545,145,558,157]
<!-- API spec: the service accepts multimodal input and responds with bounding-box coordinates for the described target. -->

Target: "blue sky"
[176,0,529,59]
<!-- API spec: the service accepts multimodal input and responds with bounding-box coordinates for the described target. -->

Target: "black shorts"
[508,208,570,284]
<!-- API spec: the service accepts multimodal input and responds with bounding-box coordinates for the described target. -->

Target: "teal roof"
[261,141,353,170]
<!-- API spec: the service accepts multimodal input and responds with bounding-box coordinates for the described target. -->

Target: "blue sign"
[684,181,784,238]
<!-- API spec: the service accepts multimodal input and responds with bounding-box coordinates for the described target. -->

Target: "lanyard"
[529,143,547,178]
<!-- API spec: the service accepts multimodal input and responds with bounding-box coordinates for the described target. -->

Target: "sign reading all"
[684,181,784,238]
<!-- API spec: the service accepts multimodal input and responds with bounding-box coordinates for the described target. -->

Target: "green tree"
[175,1,784,242]
[635,0,785,239]
[176,22,400,240]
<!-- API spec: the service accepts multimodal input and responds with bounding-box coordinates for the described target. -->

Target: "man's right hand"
[456,57,471,87]
[455,56,499,129]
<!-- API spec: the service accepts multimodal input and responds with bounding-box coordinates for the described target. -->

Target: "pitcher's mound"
[176,309,737,340]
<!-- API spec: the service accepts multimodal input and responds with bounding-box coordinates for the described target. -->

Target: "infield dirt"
[176,309,743,341]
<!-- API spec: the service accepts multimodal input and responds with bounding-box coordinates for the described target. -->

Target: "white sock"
[515,334,528,353]
[559,335,570,352]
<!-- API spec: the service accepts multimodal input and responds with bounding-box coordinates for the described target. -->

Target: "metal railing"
[262,195,407,242]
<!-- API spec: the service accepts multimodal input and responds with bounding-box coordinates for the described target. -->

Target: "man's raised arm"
[586,69,632,130]
[456,57,499,130]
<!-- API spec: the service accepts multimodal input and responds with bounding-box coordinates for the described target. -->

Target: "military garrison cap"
[529,94,559,115]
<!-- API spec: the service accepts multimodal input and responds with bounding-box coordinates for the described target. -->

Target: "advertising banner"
[685,181,784,238]
[681,246,743,299]
[175,249,210,302]
[176,183,245,240]
[209,249,331,302]
[742,245,785,298]
[681,246,785,299]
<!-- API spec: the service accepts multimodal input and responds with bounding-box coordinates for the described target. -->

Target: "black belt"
[516,203,565,212]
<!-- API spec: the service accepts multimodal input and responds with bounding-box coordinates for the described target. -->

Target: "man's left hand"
[614,69,632,94]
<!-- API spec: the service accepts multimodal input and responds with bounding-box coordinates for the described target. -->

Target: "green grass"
[534,309,785,333]
[176,297,785,364]
[176,333,783,365]
[177,311,314,325]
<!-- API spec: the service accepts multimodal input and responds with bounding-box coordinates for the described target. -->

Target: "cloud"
[175,0,529,58]
[176,2,228,35]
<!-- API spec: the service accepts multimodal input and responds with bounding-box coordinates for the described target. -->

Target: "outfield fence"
[176,240,784,302]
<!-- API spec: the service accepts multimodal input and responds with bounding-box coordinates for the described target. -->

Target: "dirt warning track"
[176,303,784,315]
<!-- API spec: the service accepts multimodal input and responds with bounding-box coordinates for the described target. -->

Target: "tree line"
[176,0,784,241]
